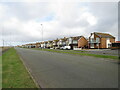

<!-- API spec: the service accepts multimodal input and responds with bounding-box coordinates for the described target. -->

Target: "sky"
[0,0,119,46]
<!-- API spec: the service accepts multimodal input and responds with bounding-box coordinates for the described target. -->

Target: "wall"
[100,38,115,48]
[78,37,88,48]
[36,43,40,48]
[110,38,115,43]
[100,38,106,48]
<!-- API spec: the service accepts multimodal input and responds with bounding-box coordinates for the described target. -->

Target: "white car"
[50,48,53,49]
[64,46,71,50]
[60,47,64,50]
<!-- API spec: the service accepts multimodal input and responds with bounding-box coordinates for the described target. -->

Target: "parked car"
[60,47,64,50]
[55,47,60,49]
[64,46,71,50]
[60,46,71,50]
[50,48,54,49]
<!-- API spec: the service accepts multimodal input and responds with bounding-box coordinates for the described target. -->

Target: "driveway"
[16,47,118,88]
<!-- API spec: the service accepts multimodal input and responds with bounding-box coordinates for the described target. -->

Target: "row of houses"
[20,32,117,49]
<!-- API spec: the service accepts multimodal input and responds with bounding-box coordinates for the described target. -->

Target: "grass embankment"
[0,56,2,89]
[31,48,118,60]
[2,48,37,88]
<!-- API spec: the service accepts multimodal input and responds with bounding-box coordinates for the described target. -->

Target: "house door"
[90,44,94,48]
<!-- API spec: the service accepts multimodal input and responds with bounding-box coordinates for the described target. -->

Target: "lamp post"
[41,24,43,48]
[3,40,4,48]
[2,27,4,48]
[41,24,43,42]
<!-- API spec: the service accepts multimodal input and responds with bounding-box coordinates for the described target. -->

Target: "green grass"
[30,48,118,60]
[2,48,38,88]
[0,55,2,89]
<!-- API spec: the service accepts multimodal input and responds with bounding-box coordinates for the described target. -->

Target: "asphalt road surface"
[16,48,118,88]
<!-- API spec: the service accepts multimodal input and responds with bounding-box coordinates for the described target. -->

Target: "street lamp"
[41,24,44,48]
[41,24,43,42]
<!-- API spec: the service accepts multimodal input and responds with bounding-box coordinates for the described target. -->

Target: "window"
[63,42,66,45]
[73,40,77,44]
[69,38,72,44]
[108,44,111,47]
[90,38,94,42]
[60,41,62,44]
[96,38,100,43]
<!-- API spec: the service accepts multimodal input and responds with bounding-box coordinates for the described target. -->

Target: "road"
[16,48,118,88]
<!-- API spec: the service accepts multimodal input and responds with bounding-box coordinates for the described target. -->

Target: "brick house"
[111,41,120,49]
[52,39,59,49]
[25,43,36,48]
[78,36,88,48]
[67,36,82,49]
[43,41,48,48]
[22,45,26,48]
[47,41,53,48]
[89,32,115,49]
[26,44,31,48]
[57,37,68,48]
[41,42,44,48]
[31,43,36,48]
[36,42,41,48]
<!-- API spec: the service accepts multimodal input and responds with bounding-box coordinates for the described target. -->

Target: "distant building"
[78,36,88,49]
[67,36,81,49]
[36,42,41,48]
[111,41,120,49]
[89,32,115,49]
[47,41,53,48]
[57,37,68,48]
[52,39,59,49]
[43,41,48,48]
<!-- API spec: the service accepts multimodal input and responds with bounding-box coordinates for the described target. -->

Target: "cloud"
[0,1,118,46]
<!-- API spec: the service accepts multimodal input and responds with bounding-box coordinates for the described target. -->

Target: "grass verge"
[31,48,118,60]
[0,55,2,89]
[2,48,37,88]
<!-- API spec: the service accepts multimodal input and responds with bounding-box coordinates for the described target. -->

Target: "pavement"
[77,49,118,56]
[15,47,118,88]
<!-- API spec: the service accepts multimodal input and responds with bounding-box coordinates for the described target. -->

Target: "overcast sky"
[0,0,119,46]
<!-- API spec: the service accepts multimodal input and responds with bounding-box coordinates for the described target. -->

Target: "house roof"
[41,42,44,44]
[115,41,120,43]
[60,37,68,41]
[48,41,53,43]
[94,32,115,38]
[70,36,82,40]
[27,43,31,45]
[36,42,41,44]
[31,43,36,45]
[43,41,49,43]
[78,36,88,41]
[53,39,59,42]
